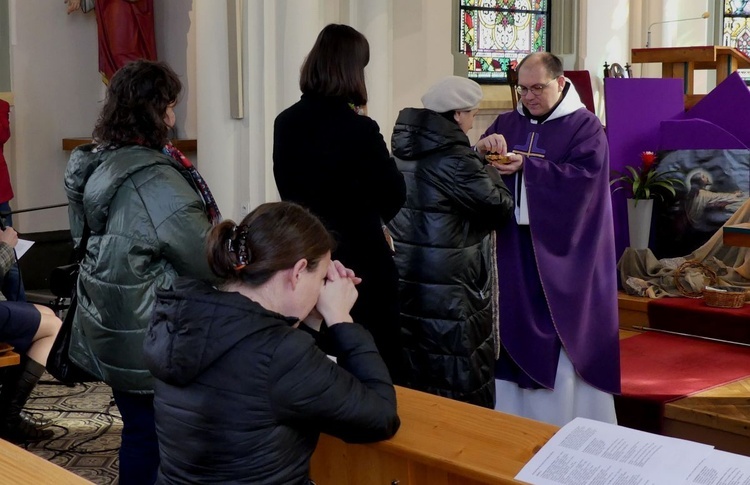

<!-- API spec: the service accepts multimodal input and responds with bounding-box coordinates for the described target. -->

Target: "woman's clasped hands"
[305,260,361,329]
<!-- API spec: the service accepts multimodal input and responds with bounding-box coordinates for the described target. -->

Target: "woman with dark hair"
[273,24,407,384]
[144,201,400,485]
[64,59,221,485]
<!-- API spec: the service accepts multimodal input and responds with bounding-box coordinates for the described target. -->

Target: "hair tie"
[227,224,250,271]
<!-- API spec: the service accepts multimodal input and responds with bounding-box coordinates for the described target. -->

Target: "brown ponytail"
[205,202,335,286]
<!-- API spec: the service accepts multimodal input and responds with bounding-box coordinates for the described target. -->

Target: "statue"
[65,0,157,83]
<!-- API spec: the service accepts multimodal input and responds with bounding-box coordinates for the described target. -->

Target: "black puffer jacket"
[388,108,513,408]
[143,278,400,485]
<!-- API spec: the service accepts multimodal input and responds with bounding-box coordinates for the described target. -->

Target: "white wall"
[579,0,632,121]
[195,0,458,222]
[391,0,455,138]
[634,0,713,90]
[8,0,196,232]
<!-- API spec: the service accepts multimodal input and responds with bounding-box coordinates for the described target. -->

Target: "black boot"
[0,357,54,442]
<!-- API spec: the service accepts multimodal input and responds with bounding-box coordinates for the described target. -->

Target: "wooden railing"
[310,386,558,485]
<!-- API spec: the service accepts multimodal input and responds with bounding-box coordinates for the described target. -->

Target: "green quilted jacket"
[64,144,215,393]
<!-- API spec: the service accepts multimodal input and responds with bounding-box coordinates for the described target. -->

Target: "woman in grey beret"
[387,76,514,408]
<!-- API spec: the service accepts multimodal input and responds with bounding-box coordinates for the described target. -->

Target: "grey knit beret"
[421,76,483,113]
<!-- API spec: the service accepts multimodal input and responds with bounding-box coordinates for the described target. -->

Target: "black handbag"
[47,224,99,384]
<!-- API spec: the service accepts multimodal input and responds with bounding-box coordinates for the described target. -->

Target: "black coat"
[273,94,407,383]
[388,108,514,408]
[143,278,400,485]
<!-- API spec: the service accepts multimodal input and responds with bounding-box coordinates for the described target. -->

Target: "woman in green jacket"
[64,60,220,485]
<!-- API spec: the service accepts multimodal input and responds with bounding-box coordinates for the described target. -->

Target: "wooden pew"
[310,386,558,485]
[0,437,91,483]
[0,349,19,367]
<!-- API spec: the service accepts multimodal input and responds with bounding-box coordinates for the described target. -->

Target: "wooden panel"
[633,47,719,64]
[409,461,489,485]
[632,46,750,67]
[618,292,650,329]
[684,95,704,110]
[0,351,20,367]
[619,329,641,340]
[724,225,750,247]
[632,46,750,109]
[311,434,351,484]
[311,436,411,485]
[62,137,198,153]
[664,371,750,456]
[662,418,750,456]
[346,446,409,484]
[310,387,558,485]
[665,378,750,438]
[0,437,90,483]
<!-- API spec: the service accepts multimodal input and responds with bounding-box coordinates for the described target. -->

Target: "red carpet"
[620,331,750,403]
[648,297,750,344]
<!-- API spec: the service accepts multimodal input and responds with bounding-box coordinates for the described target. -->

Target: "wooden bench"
[310,386,558,484]
[0,350,19,367]
[0,436,90,483]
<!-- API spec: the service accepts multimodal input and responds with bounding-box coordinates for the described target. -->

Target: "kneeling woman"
[144,201,400,484]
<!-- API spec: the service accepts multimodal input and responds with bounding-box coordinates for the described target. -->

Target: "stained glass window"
[459,0,550,83]
[723,0,750,82]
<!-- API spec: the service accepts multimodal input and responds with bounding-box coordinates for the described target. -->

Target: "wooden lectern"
[631,46,750,109]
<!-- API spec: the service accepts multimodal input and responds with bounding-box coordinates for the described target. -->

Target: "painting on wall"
[652,149,750,258]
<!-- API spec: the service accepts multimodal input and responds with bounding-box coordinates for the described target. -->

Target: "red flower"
[641,151,656,171]
[611,150,684,201]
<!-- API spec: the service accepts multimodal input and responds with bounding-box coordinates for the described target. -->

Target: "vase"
[626,198,653,249]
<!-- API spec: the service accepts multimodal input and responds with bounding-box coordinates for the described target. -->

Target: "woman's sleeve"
[268,323,401,443]
[352,118,406,223]
[448,153,514,226]
[0,243,14,280]
[150,168,215,282]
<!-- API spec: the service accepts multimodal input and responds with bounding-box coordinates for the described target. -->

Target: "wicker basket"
[703,286,747,309]
[673,260,717,298]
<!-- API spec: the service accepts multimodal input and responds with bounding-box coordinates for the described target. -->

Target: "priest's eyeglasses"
[515,79,556,97]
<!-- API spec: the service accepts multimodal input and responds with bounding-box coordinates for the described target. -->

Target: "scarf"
[162,143,222,225]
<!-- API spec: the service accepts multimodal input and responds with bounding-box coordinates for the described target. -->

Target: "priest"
[476,52,620,426]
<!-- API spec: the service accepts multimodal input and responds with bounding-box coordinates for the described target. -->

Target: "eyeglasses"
[515,79,556,97]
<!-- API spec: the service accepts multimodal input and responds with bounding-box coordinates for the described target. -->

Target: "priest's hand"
[490,153,523,175]
[475,133,508,156]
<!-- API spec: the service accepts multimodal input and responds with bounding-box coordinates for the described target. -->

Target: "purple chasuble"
[483,89,621,394]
